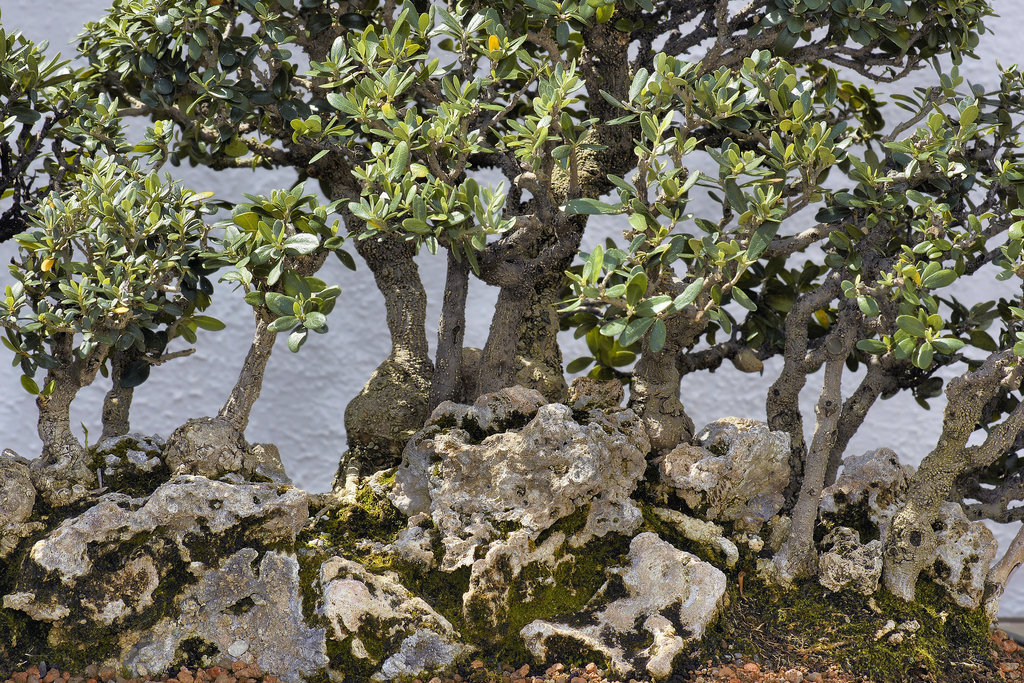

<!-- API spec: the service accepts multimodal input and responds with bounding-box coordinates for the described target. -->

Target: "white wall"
[4,0,1024,614]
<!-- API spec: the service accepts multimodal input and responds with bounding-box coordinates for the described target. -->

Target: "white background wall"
[4,0,1024,614]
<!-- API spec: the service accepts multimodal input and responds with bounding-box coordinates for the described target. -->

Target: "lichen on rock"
[520,532,726,680]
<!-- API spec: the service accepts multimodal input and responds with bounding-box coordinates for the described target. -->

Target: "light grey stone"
[817,526,882,595]
[925,502,998,610]
[650,506,739,569]
[0,453,42,559]
[819,448,912,541]
[127,549,326,682]
[318,556,469,680]
[660,418,790,530]
[520,532,726,680]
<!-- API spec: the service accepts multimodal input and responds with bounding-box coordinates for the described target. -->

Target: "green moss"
[86,438,171,499]
[815,496,880,545]
[692,574,994,682]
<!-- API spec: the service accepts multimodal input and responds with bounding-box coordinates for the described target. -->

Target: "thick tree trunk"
[430,250,469,408]
[101,349,134,440]
[475,284,530,397]
[342,235,433,475]
[219,310,277,433]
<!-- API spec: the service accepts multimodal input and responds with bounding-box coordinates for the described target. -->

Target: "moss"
[815,497,880,545]
[690,573,994,682]
[86,438,171,499]
[172,637,219,671]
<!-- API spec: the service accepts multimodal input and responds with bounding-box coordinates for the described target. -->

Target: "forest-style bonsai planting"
[2,0,1024,680]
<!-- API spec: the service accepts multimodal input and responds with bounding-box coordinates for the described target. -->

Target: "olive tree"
[4,0,1024,610]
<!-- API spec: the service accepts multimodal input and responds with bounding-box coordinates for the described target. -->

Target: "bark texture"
[343,235,434,474]
[883,350,1024,601]
[219,310,277,433]
[101,349,134,440]
[430,251,469,408]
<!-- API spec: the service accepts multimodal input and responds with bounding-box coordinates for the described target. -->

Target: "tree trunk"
[629,302,701,452]
[430,250,469,408]
[769,352,845,583]
[511,269,569,402]
[219,309,277,433]
[883,350,1020,601]
[985,523,1024,617]
[101,349,134,440]
[342,235,433,475]
[823,357,897,486]
[475,284,530,397]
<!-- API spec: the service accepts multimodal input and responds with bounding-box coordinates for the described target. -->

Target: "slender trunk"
[770,352,845,583]
[430,250,469,408]
[101,349,134,440]
[629,302,702,452]
[767,275,840,505]
[985,523,1024,617]
[823,358,896,486]
[219,310,276,433]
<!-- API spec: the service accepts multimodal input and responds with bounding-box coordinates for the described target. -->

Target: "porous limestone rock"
[391,386,649,630]
[318,556,469,680]
[126,548,326,681]
[659,418,790,530]
[2,475,309,674]
[520,532,726,680]
[817,526,882,595]
[649,506,739,568]
[0,450,42,559]
[925,502,997,610]
[818,448,912,541]
[567,377,624,412]
[163,417,291,483]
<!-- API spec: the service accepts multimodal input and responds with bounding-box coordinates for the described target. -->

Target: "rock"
[0,452,42,559]
[163,418,290,483]
[817,526,882,595]
[2,475,310,675]
[818,448,912,542]
[127,548,326,681]
[317,556,469,680]
[391,387,649,630]
[924,502,997,610]
[520,532,726,680]
[649,507,738,569]
[566,378,624,412]
[659,418,790,530]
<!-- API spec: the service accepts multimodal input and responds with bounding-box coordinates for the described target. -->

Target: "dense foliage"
[2,0,1024,607]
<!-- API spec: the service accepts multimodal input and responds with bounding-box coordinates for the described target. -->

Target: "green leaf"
[619,316,655,348]
[265,293,296,317]
[648,318,666,352]
[120,360,151,388]
[191,315,226,331]
[303,311,328,331]
[335,249,357,271]
[20,375,39,395]
[960,104,979,127]
[856,338,888,354]
[896,315,927,337]
[629,68,649,102]
[673,277,704,310]
[283,233,320,255]
[930,337,965,354]
[269,315,299,332]
[732,288,756,311]
[288,329,308,352]
[326,92,360,116]
[224,138,248,157]
[857,295,879,317]
[566,356,594,373]
[913,341,934,369]
[391,141,410,180]
[244,291,265,307]
[746,221,780,260]
[565,198,618,215]
[600,319,627,337]
[921,268,956,289]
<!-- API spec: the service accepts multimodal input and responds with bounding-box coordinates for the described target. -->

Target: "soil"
[2,628,1022,683]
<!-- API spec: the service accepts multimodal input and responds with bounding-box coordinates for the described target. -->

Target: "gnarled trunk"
[101,349,134,440]
[342,235,433,477]
[219,310,277,433]
[430,250,469,408]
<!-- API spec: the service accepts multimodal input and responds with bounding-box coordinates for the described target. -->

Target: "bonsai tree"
[4,0,1024,618]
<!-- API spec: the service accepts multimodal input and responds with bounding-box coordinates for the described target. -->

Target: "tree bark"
[985,523,1024,617]
[219,309,277,433]
[430,250,469,408]
[629,289,702,452]
[884,350,1023,601]
[769,350,846,583]
[342,235,434,473]
[101,349,134,440]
